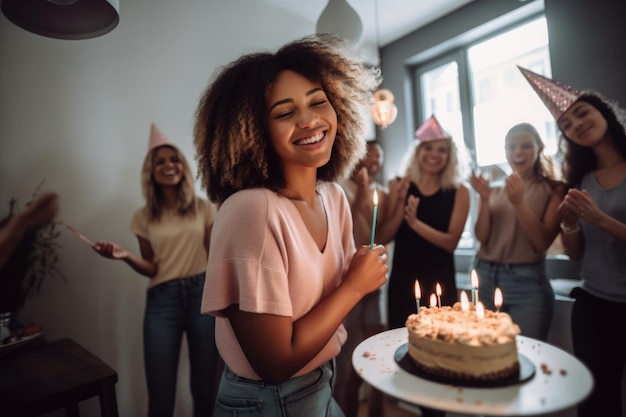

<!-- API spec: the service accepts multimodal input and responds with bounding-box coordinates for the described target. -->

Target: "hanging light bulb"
[1,0,119,40]
[371,88,398,129]
[316,0,363,45]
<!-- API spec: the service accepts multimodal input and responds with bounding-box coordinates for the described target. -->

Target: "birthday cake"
[405,302,521,381]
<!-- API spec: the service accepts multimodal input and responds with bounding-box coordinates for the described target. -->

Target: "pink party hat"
[148,122,171,152]
[518,66,581,120]
[415,115,451,142]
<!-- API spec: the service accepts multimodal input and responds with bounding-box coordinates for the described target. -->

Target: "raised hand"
[403,195,420,229]
[344,244,388,297]
[20,192,59,228]
[504,172,524,206]
[469,171,491,199]
[559,188,600,224]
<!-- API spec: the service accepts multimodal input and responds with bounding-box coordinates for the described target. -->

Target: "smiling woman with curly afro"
[193,34,390,417]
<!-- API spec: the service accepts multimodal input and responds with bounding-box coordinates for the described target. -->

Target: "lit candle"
[460,290,469,312]
[429,293,437,308]
[476,301,485,319]
[494,287,503,313]
[435,282,442,308]
[414,279,421,314]
[470,269,479,306]
[370,190,378,247]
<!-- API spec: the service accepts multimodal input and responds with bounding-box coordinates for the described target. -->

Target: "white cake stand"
[352,328,593,416]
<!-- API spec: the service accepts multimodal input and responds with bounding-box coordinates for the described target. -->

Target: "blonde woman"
[93,124,219,417]
[385,116,469,417]
[387,116,470,330]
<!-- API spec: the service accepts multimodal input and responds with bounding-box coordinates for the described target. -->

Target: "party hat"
[415,115,451,142]
[518,66,581,120]
[148,122,171,152]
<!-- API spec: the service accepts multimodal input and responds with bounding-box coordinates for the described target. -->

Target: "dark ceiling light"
[316,0,363,45]
[1,0,119,40]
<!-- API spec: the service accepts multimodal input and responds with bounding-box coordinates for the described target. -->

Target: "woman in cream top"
[470,123,565,340]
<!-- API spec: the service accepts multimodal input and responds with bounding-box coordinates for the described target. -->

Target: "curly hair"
[193,33,381,205]
[506,122,558,184]
[558,91,626,188]
[140,144,197,221]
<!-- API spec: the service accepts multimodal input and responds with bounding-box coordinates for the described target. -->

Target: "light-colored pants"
[473,258,554,340]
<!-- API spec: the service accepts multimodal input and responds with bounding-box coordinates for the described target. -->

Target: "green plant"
[0,183,65,312]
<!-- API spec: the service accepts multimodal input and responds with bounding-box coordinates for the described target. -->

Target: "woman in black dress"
[387,115,470,329]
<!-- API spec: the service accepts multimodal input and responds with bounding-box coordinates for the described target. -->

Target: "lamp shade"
[316,0,363,44]
[1,0,119,40]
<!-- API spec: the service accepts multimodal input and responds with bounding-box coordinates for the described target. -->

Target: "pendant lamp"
[371,88,398,129]
[316,0,363,45]
[1,0,119,40]
[368,0,397,129]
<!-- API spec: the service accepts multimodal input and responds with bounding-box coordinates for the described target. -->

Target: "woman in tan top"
[470,123,565,340]
[93,124,219,417]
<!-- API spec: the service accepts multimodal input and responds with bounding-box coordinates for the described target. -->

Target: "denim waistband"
[151,272,205,290]
[223,359,334,388]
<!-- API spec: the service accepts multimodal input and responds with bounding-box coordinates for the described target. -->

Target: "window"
[420,61,464,158]
[469,17,554,168]
[414,16,552,249]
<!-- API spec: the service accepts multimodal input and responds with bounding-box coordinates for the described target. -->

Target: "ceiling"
[259,0,476,47]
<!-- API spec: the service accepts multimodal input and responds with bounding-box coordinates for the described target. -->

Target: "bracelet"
[560,222,580,235]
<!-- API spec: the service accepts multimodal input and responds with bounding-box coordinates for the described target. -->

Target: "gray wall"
[545,0,626,105]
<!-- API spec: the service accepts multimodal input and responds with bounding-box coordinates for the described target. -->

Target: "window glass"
[469,17,554,169]
[420,62,465,155]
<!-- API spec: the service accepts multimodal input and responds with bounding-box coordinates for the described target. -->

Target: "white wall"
[0,1,363,415]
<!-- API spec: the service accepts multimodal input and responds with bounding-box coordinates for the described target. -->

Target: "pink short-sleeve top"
[202,182,356,380]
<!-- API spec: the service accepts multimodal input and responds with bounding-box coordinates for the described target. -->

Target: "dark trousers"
[570,287,626,417]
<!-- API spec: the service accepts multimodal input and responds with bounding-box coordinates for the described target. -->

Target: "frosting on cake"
[405,302,521,381]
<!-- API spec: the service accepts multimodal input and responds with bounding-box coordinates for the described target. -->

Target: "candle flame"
[460,291,469,311]
[470,269,479,289]
[476,301,485,319]
[494,287,503,308]
[414,279,421,299]
[373,189,378,206]
[429,293,437,307]
[436,282,442,296]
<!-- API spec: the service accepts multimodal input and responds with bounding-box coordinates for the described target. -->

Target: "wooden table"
[0,338,119,417]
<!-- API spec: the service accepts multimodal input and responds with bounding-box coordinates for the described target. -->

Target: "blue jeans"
[144,273,218,417]
[213,360,344,417]
[473,259,554,340]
